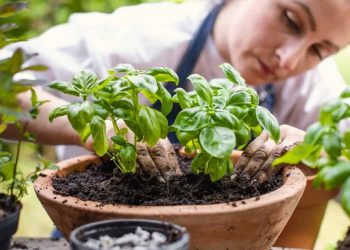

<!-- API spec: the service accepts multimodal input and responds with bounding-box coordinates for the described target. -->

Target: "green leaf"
[235,124,251,148]
[111,135,127,146]
[112,100,135,120]
[21,65,48,71]
[219,63,246,86]
[304,122,325,145]
[212,110,239,130]
[138,106,167,146]
[256,106,280,142]
[226,88,252,106]
[199,126,236,159]
[91,77,114,93]
[343,130,350,149]
[173,88,193,109]
[323,161,350,189]
[340,87,350,98]
[172,107,210,132]
[341,177,350,216]
[90,116,109,156]
[119,144,137,173]
[126,75,158,93]
[320,99,348,125]
[49,81,80,96]
[92,103,109,120]
[0,2,27,18]
[187,74,213,105]
[67,101,94,133]
[113,64,135,73]
[209,78,233,90]
[72,71,98,90]
[156,82,172,116]
[79,124,91,143]
[146,67,179,84]
[10,48,23,74]
[207,157,229,182]
[48,105,68,122]
[273,144,320,166]
[0,162,14,181]
[323,131,342,159]
[191,152,210,174]
[176,130,198,145]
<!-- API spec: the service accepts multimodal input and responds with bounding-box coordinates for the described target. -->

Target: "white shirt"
[4,0,349,159]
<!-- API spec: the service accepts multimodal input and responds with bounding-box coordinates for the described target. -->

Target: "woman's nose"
[276,40,307,72]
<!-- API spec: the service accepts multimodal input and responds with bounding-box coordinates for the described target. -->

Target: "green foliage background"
[0,0,183,38]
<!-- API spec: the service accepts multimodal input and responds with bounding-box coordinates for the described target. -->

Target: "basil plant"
[274,87,350,215]
[49,64,178,173]
[171,63,280,182]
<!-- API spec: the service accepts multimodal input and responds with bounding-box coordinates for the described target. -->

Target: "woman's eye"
[311,45,323,60]
[283,10,301,34]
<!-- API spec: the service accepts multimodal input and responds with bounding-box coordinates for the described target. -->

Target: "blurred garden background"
[1,0,350,249]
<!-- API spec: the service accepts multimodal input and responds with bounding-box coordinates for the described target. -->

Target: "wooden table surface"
[10,238,305,250]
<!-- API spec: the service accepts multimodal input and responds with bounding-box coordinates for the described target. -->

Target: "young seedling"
[49,64,178,173]
[171,63,280,181]
[274,87,350,215]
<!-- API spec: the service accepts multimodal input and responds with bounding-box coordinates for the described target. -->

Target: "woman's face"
[215,0,350,85]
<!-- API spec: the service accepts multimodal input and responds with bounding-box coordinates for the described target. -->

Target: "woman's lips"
[257,58,277,79]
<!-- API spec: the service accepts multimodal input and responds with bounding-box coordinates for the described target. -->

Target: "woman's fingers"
[136,143,165,183]
[240,139,276,180]
[231,131,269,180]
[137,139,182,182]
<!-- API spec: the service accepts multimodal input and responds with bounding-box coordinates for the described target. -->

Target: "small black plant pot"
[0,207,21,250]
[70,219,190,250]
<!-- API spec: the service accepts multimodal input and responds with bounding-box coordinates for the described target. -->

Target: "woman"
[3,0,350,181]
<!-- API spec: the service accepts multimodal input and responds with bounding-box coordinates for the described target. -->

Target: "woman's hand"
[84,120,182,182]
[232,124,305,183]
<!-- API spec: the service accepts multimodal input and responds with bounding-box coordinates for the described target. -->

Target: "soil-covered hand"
[137,138,182,182]
[84,121,182,182]
[232,124,305,183]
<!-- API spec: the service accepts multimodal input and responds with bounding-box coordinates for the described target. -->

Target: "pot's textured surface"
[34,155,306,250]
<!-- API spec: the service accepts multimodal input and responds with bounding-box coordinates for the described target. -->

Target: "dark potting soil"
[338,227,350,250]
[0,193,18,220]
[52,154,283,206]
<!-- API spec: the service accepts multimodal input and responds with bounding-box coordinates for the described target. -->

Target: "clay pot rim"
[34,154,306,216]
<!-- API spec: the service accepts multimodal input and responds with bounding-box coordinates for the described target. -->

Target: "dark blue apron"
[153,2,275,143]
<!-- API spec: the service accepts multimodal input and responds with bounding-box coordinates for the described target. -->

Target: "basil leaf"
[304,122,325,145]
[113,64,135,73]
[126,75,158,93]
[323,131,342,159]
[188,74,213,105]
[220,63,245,86]
[119,144,137,173]
[226,89,252,106]
[191,152,210,174]
[272,144,319,166]
[323,161,350,189]
[176,130,198,145]
[256,106,280,142]
[199,126,236,159]
[172,107,210,132]
[72,71,98,90]
[49,81,79,96]
[212,110,239,130]
[146,67,179,84]
[208,157,228,182]
[209,78,233,90]
[156,82,173,116]
[173,88,193,109]
[67,101,94,133]
[340,87,350,98]
[90,116,109,157]
[341,177,350,216]
[49,105,68,122]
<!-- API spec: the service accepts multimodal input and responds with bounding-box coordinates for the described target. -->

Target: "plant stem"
[110,115,121,135]
[10,123,26,198]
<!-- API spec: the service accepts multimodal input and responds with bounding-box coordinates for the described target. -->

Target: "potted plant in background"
[34,62,306,250]
[274,87,350,249]
[0,2,56,249]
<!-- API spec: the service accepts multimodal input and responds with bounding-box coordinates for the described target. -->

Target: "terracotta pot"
[34,155,306,250]
[229,150,338,249]
[274,165,339,249]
